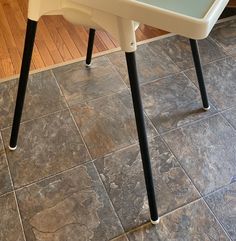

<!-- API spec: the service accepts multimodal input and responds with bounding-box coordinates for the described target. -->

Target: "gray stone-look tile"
[0,192,25,241]
[210,19,236,54]
[2,110,90,188]
[95,136,199,230]
[0,134,12,195]
[16,163,123,241]
[222,106,236,130]
[205,182,236,241]
[0,70,67,129]
[127,199,230,241]
[53,56,127,106]
[141,73,216,133]
[185,57,236,111]
[163,114,236,195]
[107,44,180,85]
[71,89,158,159]
[148,35,226,71]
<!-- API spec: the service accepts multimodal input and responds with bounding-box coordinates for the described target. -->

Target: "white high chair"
[9,0,229,225]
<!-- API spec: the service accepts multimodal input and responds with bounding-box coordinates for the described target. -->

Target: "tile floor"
[0,18,236,241]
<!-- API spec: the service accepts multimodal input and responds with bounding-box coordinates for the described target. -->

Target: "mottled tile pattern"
[127,199,230,241]
[185,57,236,111]
[210,19,236,54]
[163,114,236,195]
[2,110,90,188]
[222,106,236,130]
[71,89,157,158]
[53,56,126,106]
[148,35,226,71]
[107,44,180,85]
[141,73,216,133]
[16,163,123,241]
[0,70,67,129]
[0,135,12,195]
[95,136,199,230]
[0,192,25,241]
[205,182,236,241]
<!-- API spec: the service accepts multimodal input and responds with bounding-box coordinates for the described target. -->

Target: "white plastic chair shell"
[27,0,229,52]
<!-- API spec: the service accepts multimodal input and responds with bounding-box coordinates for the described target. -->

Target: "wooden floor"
[0,0,167,79]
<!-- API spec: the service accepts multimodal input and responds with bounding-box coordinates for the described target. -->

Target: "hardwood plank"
[0,29,9,60]
[54,16,82,59]
[7,47,22,75]
[34,39,54,67]
[39,18,64,64]
[0,58,14,78]
[43,16,73,62]
[228,0,236,7]
[0,4,18,50]
[96,31,116,50]
[60,18,90,56]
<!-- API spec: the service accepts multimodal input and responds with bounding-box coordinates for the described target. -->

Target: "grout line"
[0,107,69,131]
[124,197,203,235]
[50,70,70,109]
[218,111,236,133]
[51,70,93,161]
[12,191,27,241]
[178,54,228,75]
[91,161,127,233]
[147,39,182,68]
[105,55,130,89]
[0,132,27,241]
[207,35,230,56]
[13,159,95,192]
[67,89,128,107]
[157,197,202,220]
[137,33,175,46]
[217,14,236,23]
[159,112,220,136]
[51,59,130,106]
[68,108,93,160]
[111,234,130,241]
[0,190,14,199]
[158,130,203,197]
[181,71,219,111]
[202,198,234,241]
[187,55,230,69]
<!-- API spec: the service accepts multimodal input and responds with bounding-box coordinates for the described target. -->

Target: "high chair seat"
[68,0,228,39]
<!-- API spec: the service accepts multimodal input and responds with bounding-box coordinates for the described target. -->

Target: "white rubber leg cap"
[203,106,210,111]
[9,145,17,151]
[85,63,91,68]
[151,218,160,225]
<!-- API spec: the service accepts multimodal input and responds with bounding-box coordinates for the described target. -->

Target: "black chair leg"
[125,52,159,224]
[9,19,38,150]
[85,28,96,67]
[189,39,210,110]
